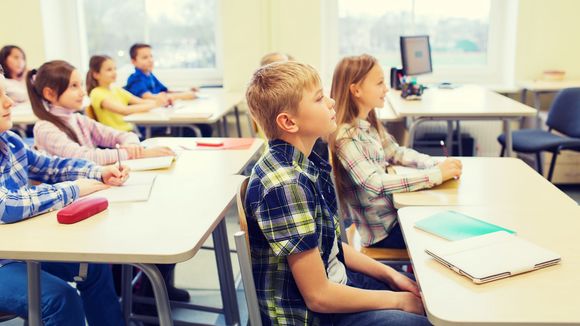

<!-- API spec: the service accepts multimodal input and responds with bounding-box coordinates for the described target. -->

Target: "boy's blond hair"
[246,61,321,140]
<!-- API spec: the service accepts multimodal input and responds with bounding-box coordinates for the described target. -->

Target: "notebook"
[426,231,561,284]
[123,156,175,171]
[89,173,156,203]
[414,210,516,241]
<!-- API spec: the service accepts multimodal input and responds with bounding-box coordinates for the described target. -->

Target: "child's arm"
[26,146,102,184]
[1,181,81,223]
[336,137,442,195]
[288,247,424,314]
[83,115,140,147]
[0,142,103,223]
[340,241,420,296]
[381,133,436,168]
[34,120,131,165]
[167,91,196,101]
[256,183,424,315]
[100,95,158,116]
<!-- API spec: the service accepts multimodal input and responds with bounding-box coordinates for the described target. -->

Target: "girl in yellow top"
[87,55,164,132]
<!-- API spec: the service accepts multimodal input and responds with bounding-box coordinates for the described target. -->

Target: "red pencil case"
[57,197,109,224]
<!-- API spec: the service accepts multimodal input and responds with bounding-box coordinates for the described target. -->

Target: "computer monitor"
[400,35,433,76]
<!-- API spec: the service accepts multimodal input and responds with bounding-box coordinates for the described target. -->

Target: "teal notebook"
[414,210,516,241]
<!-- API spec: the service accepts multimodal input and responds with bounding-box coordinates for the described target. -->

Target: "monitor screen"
[400,35,433,76]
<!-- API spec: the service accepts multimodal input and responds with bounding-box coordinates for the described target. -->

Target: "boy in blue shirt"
[244,61,431,325]
[125,43,212,137]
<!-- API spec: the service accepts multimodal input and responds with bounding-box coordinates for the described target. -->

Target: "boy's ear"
[275,111,299,134]
[349,83,361,98]
[42,87,57,103]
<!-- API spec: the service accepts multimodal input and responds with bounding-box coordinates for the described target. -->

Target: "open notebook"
[88,173,156,203]
[123,156,175,171]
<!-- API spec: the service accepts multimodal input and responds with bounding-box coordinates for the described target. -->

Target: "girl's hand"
[121,144,144,159]
[101,165,130,186]
[141,146,175,158]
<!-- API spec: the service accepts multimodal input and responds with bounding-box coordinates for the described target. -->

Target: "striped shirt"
[334,119,442,247]
[0,130,101,224]
[34,106,141,165]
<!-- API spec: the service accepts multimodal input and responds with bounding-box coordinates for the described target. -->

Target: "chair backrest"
[85,105,98,121]
[236,177,251,248]
[235,177,263,326]
[327,145,351,244]
[546,87,580,138]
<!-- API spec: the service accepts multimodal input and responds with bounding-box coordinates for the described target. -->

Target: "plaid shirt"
[334,119,442,247]
[245,139,344,325]
[0,131,101,224]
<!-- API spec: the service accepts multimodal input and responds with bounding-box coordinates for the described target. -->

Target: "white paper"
[123,156,175,171]
[90,173,156,203]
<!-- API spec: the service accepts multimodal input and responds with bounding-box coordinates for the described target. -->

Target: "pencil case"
[57,197,109,224]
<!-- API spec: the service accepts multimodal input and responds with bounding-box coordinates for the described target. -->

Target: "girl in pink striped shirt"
[29,60,174,165]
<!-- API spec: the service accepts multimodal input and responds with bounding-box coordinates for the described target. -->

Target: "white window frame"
[321,0,519,87]
[41,0,223,88]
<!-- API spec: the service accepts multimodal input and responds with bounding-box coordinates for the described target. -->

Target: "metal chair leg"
[547,151,559,182]
[535,152,544,176]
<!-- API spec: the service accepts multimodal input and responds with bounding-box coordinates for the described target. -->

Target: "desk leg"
[27,261,41,326]
[213,219,241,325]
[222,116,230,137]
[133,263,173,326]
[446,120,453,155]
[456,121,463,156]
[520,88,527,105]
[121,265,133,324]
[533,92,542,128]
[234,105,242,137]
[407,118,421,149]
[145,127,152,139]
[503,119,513,157]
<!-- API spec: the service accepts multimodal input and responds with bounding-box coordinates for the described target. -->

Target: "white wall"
[2,0,580,92]
[0,0,45,68]
[515,0,580,81]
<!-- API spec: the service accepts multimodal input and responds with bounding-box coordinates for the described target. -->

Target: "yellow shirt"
[89,86,135,132]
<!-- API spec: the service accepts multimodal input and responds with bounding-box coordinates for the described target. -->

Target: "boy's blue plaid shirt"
[245,139,344,325]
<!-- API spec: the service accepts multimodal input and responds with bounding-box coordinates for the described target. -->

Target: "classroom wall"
[0,0,45,68]
[2,0,580,93]
[514,0,580,81]
[221,0,322,91]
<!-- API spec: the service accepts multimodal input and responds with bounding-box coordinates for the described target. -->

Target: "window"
[77,0,222,85]
[323,0,517,84]
[338,0,490,68]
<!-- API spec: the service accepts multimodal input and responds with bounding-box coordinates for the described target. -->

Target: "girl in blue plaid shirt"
[0,65,127,325]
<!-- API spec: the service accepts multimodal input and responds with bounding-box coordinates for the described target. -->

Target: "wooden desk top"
[398,205,580,325]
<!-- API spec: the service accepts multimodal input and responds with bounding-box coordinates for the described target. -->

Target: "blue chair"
[498,87,580,181]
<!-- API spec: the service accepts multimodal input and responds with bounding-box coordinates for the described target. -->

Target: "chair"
[498,88,580,181]
[344,224,410,264]
[234,177,262,326]
[84,105,98,121]
[0,312,18,323]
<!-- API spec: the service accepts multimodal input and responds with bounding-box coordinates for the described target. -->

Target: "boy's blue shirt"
[124,68,168,97]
